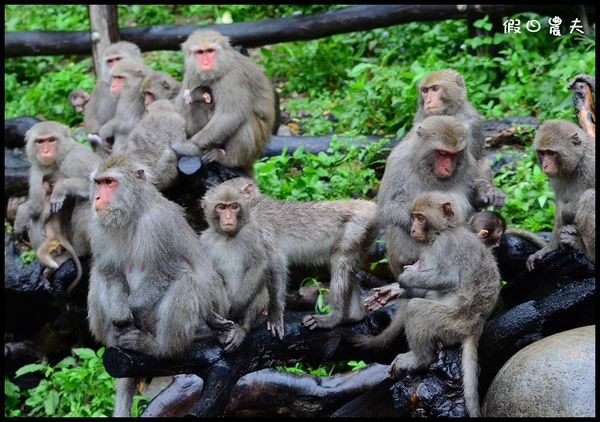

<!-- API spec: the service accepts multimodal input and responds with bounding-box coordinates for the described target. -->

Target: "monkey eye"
[416,215,425,223]
[421,87,429,94]
[438,150,449,157]
[230,203,240,211]
[216,204,227,211]
[205,48,215,53]
[545,150,557,156]
[430,85,440,92]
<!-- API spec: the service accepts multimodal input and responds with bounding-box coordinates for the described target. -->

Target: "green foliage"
[18,250,36,266]
[276,360,369,377]
[254,137,387,200]
[300,277,330,314]
[9,348,115,417]
[492,147,555,231]
[5,5,88,31]
[4,378,21,417]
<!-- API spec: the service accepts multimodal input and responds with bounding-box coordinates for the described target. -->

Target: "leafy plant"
[300,277,330,314]
[18,250,36,266]
[10,348,115,417]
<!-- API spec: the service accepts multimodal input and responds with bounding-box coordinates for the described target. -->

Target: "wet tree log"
[6,5,585,57]
[105,245,595,417]
[567,73,595,137]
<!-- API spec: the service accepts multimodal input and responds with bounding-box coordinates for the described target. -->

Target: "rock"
[482,325,595,417]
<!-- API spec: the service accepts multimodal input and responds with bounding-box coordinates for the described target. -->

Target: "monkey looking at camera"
[36,175,83,295]
[353,191,501,417]
[97,59,152,154]
[68,88,90,113]
[172,30,275,173]
[199,181,270,352]
[377,115,504,280]
[87,155,228,416]
[14,121,101,249]
[526,119,595,270]
[141,70,181,108]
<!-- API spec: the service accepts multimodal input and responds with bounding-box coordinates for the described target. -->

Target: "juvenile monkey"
[199,181,270,351]
[215,177,378,333]
[87,155,228,416]
[413,69,500,185]
[365,209,505,312]
[14,121,101,248]
[36,175,83,294]
[112,100,183,191]
[353,192,501,417]
[84,41,144,144]
[526,119,595,270]
[377,115,504,279]
[141,70,181,108]
[68,88,90,113]
[98,59,152,153]
[172,30,275,173]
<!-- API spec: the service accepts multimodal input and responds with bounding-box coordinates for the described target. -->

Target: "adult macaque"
[84,42,144,143]
[353,192,501,417]
[172,30,275,173]
[87,155,228,416]
[112,100,183,191]
[199,181,270,351]
[377,115,504,279]
[14,121,101,247]
[526,119,595,270]
[142,70,181,108]
[97,59,152,153]
[414,69,500,185]
[559,188,595,264]
[216,178,378,332]
[68,88,90,113]
[36,175,83,294]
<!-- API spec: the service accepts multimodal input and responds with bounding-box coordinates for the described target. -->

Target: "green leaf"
[15,363,47,377]
[73,348,96,360]
[44,390,60,415]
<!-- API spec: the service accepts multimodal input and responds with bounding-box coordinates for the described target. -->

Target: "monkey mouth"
[95,208,111,217]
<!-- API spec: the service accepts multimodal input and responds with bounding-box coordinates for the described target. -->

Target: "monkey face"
[110,75,125,96]
[106,54,123,69]
[433,148,458,179]
[93,176,119,217]
[216,202,241,233]
[410,213,428,243]
[35,136,58,164]
[537,150,559,176]
[192,45,217,72]
[421,84,444,113]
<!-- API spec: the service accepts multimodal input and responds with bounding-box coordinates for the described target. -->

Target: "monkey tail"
[346,310,405,351]
[461,335,481,417]
[505,228,547,249]
[63,243,83,296]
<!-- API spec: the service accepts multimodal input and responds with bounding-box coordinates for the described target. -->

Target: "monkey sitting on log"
[172,30,275,173]
[526,119,595,270]
[212,177,378,334]
[199,181,270,352]
[352,191,501,417]
[87,155,228,416]
[14,121,101,249]
[36,174,83,294]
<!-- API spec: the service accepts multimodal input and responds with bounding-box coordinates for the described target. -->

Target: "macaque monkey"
[526,119,595,270]
[97,59,152,153]
[112,100,183,191]
[87,155,228,416]
[365,209,505,312]
[84,41,144,152]
[214,178,378,332]
[376,115,504,279]
[353,192,501,417]
[68,88,90,113]
[36,175,83,294]
[199,181,270,351]
[14,121,101,248]
[172,30,275,173]
[141,70,181,108]
[559,188,595,263]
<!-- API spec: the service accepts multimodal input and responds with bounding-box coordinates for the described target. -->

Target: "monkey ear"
[478,229,489,239]
[242,183,256,196]
[136,169,146,181]
[571,133,582,146]
[416,126,424,137]
[441,202,454,219]
[455,74,465,88]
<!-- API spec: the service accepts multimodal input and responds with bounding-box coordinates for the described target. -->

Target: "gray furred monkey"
[200,180,270,351]
[87,155,227,416]
[352,191,501,417]
[526,119,595,269]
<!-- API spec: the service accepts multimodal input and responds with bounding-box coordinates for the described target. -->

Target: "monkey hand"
[171,142,200,157]
[183,88,193,104]
[50,189,67,214]
[218,325,247,353]
[267,315,285,339]
[207,312,235,331]
[116,328,155,352]
[559,224,579,248]
[201,148,227,164]
[479,185,505,208]
[364,284,400,312]
[525,248,549,271]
